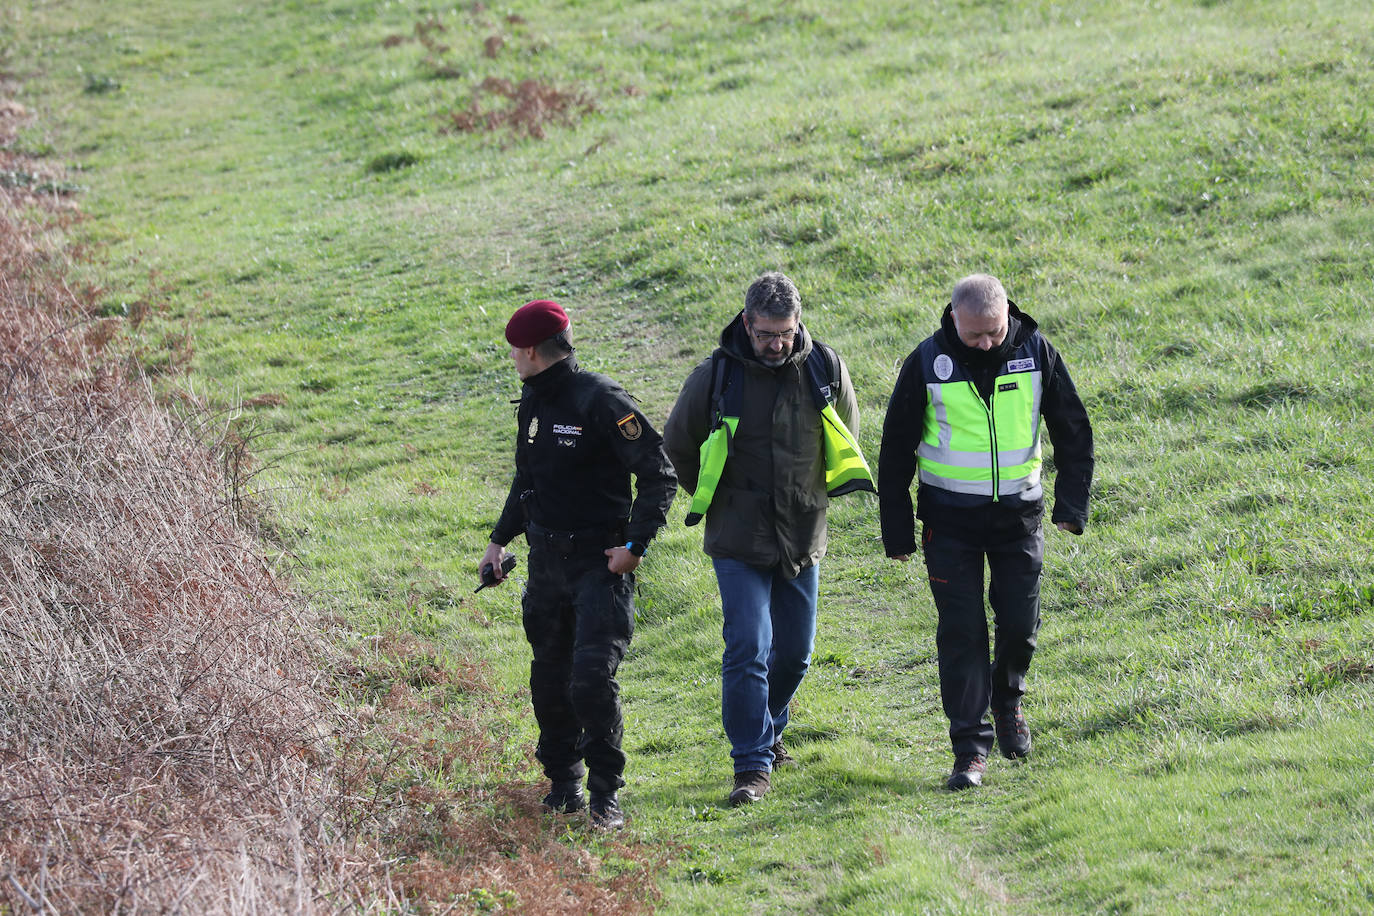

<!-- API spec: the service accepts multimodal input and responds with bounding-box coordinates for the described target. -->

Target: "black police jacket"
[491,357,676,549]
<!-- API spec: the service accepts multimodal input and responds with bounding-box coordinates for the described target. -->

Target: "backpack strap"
[713,342,838,419]
[705,350,735,429]
[804,341,842,411]
[819,341,841,394]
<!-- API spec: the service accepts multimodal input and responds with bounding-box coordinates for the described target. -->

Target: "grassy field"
[7,0,1374,911]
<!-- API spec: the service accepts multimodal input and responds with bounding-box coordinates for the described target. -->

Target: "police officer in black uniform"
[478,299,676,829]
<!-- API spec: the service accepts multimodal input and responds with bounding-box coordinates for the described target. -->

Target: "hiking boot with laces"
[946,753,987,790]
[993,704,1032,759]
[588,791,625,830]
[728,770,771,806]
[541,779,586,814]
[770,739,796,768]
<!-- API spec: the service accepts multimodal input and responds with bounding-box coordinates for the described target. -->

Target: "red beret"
[505,299,570,347]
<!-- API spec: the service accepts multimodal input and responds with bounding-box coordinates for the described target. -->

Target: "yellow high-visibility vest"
[917,341,1044,501]
[685,345,874,526]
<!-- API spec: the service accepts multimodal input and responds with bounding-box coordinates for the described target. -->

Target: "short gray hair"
[744,272,801,322]
[951,274,1008,318]
[534,328,574,360]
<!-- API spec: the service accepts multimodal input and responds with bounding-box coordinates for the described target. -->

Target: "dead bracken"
[0,89,658,914]
[380,12,599,140]
[444,76,599,140]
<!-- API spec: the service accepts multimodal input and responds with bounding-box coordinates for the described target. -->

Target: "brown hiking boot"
[946,753,987,790]
[770,738,796,768]
[993,705,1032,759]
[728,770,770,806]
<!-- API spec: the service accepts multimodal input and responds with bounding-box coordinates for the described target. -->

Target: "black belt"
[526,520,626,551]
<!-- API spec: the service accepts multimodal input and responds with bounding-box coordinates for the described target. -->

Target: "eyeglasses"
[748,324,798,343]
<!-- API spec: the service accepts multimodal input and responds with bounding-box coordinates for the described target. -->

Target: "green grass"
[8,0,1374,911]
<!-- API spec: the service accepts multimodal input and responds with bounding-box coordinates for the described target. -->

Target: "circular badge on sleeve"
[934,354,954,381]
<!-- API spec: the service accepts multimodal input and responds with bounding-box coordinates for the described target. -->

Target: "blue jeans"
[713,558,819,773]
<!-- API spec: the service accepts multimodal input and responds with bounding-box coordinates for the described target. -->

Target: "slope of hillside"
[5,1,1371,912]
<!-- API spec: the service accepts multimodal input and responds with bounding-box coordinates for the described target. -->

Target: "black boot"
[994,705,1032,759]
[588,791,625,830]
[946,753,987,790]
[542,779,586,813]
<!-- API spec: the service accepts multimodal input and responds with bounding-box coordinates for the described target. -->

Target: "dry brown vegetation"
[0,92,660,913]
[0,94,375,912]
[443,77,599,141]
[380,13,601,141]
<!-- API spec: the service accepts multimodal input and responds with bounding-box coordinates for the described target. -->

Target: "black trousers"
[922,523,1044,757]
[521,539,635,795]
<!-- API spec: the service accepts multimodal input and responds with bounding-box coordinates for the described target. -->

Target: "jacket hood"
[937,300,1037,365]
[718,309,814,368]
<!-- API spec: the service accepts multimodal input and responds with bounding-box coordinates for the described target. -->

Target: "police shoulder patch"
[616,412,643,441]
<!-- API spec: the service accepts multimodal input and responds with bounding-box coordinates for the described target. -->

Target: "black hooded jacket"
[877,302,1094,554]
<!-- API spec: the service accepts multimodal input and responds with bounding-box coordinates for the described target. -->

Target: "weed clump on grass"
[380,12,596,139]
[0,101,84,203]
[368,150,423,173]
[444,77,598,141]
[82,73,121,94]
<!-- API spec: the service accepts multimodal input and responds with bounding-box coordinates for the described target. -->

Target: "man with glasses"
[664,272,874,806]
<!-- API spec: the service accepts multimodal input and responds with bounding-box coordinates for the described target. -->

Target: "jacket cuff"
[625,525,661,552]
[885,540,919,558]
[1050,509,1087,530]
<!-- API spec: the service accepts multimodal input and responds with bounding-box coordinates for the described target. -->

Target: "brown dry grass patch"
[379,14,600,140]
[444,77,599,141]
[0,92,662,913]
[1,107,374,910]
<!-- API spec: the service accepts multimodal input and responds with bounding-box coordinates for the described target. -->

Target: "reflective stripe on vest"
[917,359,1043,500]
[684,348,875,526]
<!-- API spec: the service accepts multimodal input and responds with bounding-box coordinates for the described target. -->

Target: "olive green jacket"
[663,312,860,578]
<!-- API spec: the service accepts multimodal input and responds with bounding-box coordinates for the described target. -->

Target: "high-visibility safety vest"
[684,344,875,526]
[917,336,1045,501]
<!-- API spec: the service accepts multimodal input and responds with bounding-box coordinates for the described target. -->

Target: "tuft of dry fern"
[0,110,391,912]
[1,92,664,914]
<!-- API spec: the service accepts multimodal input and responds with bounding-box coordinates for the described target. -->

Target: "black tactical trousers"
[521,536,635,795]
[922,523,1043,758]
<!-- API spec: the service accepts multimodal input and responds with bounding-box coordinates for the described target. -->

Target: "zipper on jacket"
[970,380,1000,503]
